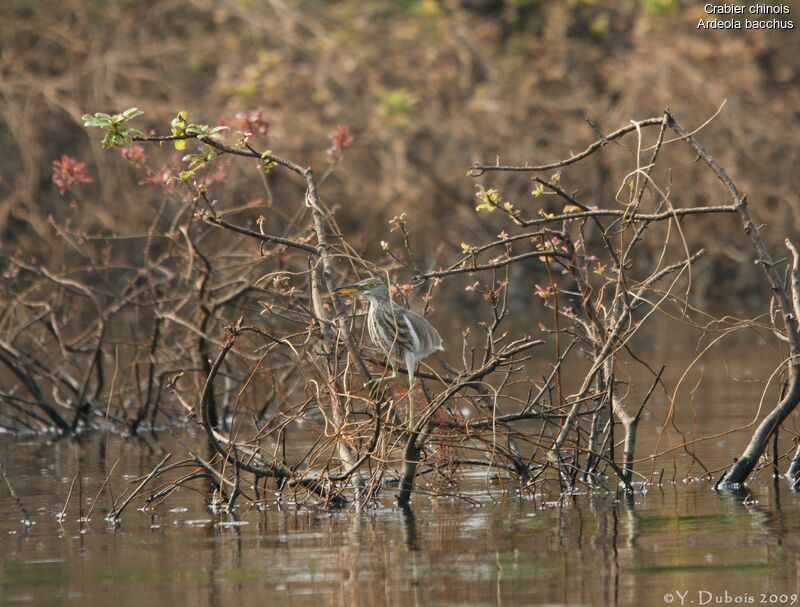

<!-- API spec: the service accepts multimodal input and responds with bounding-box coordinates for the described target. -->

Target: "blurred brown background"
[1,0,798,308]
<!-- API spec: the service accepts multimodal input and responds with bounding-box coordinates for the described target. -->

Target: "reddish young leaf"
[51,154,93,195]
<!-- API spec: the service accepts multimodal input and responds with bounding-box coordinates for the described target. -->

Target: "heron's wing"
[402,309,444,359]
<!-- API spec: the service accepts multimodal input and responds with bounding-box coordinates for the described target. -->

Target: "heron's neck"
[367,295,394,313]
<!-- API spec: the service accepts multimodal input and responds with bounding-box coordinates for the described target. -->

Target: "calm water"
[2,432,800,607]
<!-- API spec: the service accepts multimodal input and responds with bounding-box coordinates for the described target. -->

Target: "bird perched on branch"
[335,277,443,426]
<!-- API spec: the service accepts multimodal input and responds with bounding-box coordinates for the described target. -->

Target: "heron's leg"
[406,377,415,431]
[404,352,416,431]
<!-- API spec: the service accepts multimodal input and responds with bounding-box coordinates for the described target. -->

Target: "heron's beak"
[334,284,361,296]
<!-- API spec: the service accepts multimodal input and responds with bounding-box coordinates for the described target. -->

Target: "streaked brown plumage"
[335,277,443,424]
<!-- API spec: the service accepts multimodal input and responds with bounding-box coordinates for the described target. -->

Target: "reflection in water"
[3,434,800,606]
[400,504,419,552]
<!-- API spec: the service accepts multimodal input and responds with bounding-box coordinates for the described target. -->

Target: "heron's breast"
[367,307,413,359]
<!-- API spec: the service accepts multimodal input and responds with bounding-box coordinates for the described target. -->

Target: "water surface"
[2,432,800,607]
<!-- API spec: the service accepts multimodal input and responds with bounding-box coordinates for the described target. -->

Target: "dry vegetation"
[1,0,799,513]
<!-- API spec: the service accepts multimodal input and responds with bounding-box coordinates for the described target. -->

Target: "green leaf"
[474,184,502,212]
[171,111,188,130]
[259,150,277,172]
[121,107,143,119]
[83,108,144,148]
[170,111,189,149]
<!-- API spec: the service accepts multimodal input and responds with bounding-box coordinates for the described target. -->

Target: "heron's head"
[334,277,389,300]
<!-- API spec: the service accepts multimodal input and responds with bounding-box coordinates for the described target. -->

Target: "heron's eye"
[367,281,376,289]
